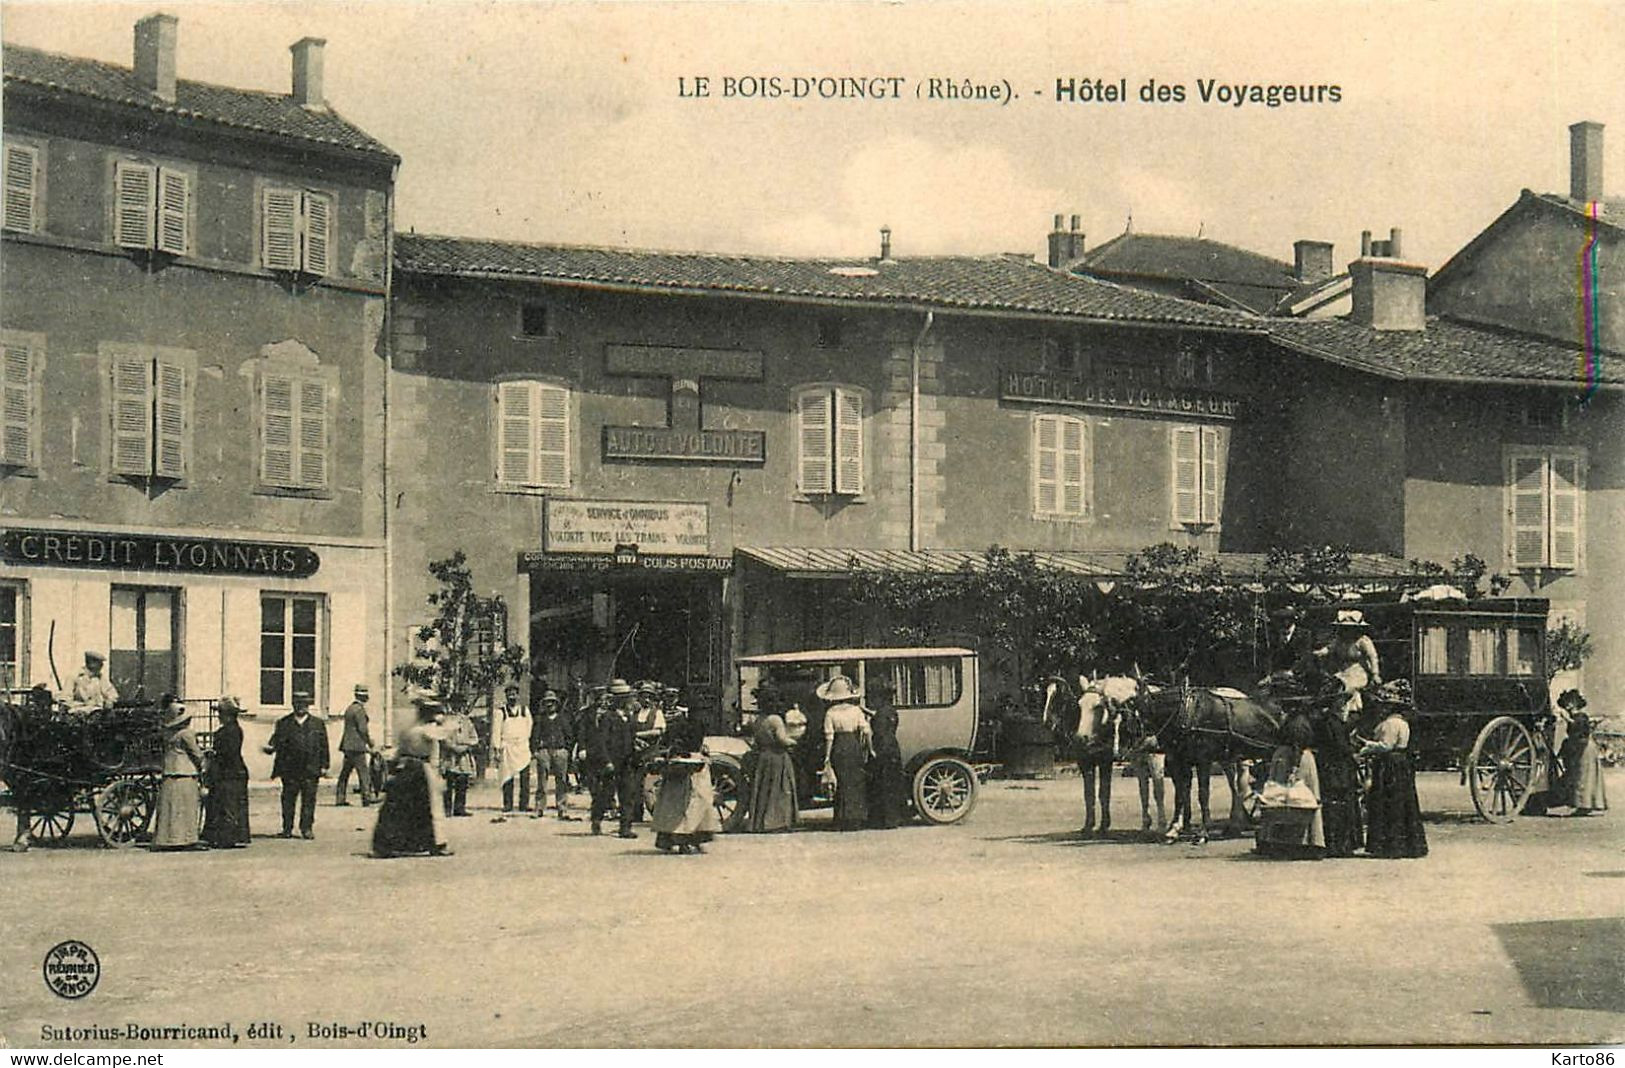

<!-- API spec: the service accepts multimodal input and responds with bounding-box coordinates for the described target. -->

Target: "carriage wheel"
[28,806,75,844]
[1468,716,1536,824]
[912,756,979,825]
[709,756,745,833]
[95,777,155,847]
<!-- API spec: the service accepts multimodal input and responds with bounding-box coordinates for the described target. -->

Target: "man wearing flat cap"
[336,683,377,806]
[69,649,119,712]
[264,689,329,839]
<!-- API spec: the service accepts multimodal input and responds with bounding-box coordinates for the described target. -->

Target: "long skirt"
[372,758,445,856]
[202,774,250,847]
[1365,750,1428,858]
[1316,751,1364,857]
[746,748,798,832]
[866,750,905,829]
[150,774,201,849]
[652,764,721,849]
[830,731,869,831]
[1567,741,1609,812]
[1255,747,1324,860]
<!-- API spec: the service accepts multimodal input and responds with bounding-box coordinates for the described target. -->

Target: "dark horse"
[1043,675,1137,837]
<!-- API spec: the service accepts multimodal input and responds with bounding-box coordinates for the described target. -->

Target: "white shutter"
[834,387,863,495]
[496,381,536,484]
[303,192,332,276]
[1548,454,1581,570]
[261,373,296,485]
[262,188,301,270]
[109,353,154,475]
[297,379,329,488]
[113,160,156,249]
[1060,417,1085,515]
[3,143,40,233]
[798,390,832,494]
[534,384,570,488]
[2,340,34,465]
[1200,426,1222,524]
[155,167,189,255]
[1033,415,1059,514]
[153,357,188,478]
[1508,452,1549,568]
[1172,426,1200,524]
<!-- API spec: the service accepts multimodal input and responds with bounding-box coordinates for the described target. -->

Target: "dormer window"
[262,187,333,277]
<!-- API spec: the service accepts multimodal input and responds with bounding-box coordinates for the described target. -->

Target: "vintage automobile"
[702,646,982,832]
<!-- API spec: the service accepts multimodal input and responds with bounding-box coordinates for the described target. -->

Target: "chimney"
[1046,213,1086,268]
[878,225,893,262]
[290,37,327,108]
[1349,226,1426,332]
[1570,121,1604,203]
[133,13,178,103]
[1293,240,1334,284]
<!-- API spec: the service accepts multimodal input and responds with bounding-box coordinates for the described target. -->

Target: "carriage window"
[868,657,962,708]
[1467,627,1500,676]
[1509,628,1540,676]
[260,593,323,708]
[1418,626,1448,675]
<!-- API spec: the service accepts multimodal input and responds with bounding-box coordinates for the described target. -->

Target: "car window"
[864,657,962,708]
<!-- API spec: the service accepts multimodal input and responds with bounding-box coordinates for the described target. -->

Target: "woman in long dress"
[818,676,870,831]
[745,689,799,833]
[1359,682,1428,858]
[1558,702,1608,816]
[651,712,721,853]
[150,696,204,851]
[865,680,906,830]
[1310,702,1364,857]
[1255,710,1324,860]
[372,695,451,858]
[202,696,250,848]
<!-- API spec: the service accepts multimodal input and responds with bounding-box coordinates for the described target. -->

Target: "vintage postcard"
[1,0,1621,1054]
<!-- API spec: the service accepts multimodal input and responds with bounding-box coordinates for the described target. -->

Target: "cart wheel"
[912,755,979,825]
[708,755,746,833]
[1468,716,1536,823]
[95,777,155,847]
[28,806,75,844]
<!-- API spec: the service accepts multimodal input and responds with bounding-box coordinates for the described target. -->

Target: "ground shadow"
[1492,916,1625,1013]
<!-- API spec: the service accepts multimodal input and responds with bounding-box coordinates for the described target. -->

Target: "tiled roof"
[1267,316,1619,385]
[1075,232,1300,296]
[395,233,1261,329]
[2,42,397,161]
[1533,191,1625,232]
[737,546,1415,581]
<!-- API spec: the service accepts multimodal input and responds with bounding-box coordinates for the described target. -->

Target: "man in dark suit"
[335,683,376,806]
[584,679,638,839]
[264,690,329,839]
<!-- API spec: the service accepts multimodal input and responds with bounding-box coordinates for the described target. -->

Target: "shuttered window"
[260,372,330,490]
[1506,448,1586,571]
[1,336,39,467]
[107,350,192,479]
[3,142,41,234]
[494,380,571,489]
[796,386,864,495]
[1171,424,1223,525]
[113,159,189,253]
[262,187,334,276]
[1033,414,1087,517]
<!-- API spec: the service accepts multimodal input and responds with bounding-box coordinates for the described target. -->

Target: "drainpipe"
[910,311,934,552]
[381,165,398,741]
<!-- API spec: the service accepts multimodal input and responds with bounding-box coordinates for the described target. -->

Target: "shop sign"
[1000,369,1240,420]
[544,500,710,556]
[601,344,767,465]
[520,551,733,574]
[1,527,321,578]
[602,424,765,463]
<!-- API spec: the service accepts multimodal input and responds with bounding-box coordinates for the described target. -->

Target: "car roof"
[738,647,976,665]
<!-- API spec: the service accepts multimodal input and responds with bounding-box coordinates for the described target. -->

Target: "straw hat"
[162,704,191,730]
[607,679,634,696]
[1333,609,1370,630]
[815,675,862,702]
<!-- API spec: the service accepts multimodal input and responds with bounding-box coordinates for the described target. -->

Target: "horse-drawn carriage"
[1,689,218,847]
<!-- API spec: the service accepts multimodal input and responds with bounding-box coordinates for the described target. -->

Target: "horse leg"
[1164,754,1189,843]
[1097,754,1113,835]
[1079,759,1097,836]
[1195,760,1213,845]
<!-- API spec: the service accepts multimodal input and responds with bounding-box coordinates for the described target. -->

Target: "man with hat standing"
[69,649,118,712]
[585,679,639,838]
[530,689,576,820]
[263,690,329,839]
[493,683,534,816]
[625,681,667,825]
[336,684,377,806]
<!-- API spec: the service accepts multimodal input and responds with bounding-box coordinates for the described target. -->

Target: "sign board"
[1000,369,1240,421]
[543,500,710,556]
[602,425,766,463]
[520,551,733,574]
[0,527,321,578]
[601,344,768,465]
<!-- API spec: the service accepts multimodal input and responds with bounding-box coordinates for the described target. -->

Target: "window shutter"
[1200,426,1222,524]
[3,143,40,233]
[2,341,34,465]
[798,390,832,494]
[534,383,570,488]
[155,167,189,255]
[113,160,156,249]
[153,357,188,478]
[1033,415,1059,514]
[1508,452,1549,568]
[1172,426,1200,524]
[109,353,154,475]
[261,373,296,485]
[1548,454,1581,569]
[834,387,863,495]
[262,188,301,270]
[303,192,332,276]
[297,379,329,488]
[496,381,536,484]
[1060,417,1085,515]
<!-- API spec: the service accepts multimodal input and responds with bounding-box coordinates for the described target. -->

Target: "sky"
[3,0,1622,273]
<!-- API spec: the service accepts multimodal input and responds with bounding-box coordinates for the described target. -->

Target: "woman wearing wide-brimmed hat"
[150,695,205,851]
[202,696,251,848]
[1313,609,1382,721]
[1556,690,1608,816]
[1358,679,1428,858]
[373,693,452,858]
[818,675,871,831]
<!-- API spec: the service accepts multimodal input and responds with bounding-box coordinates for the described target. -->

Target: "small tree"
[393,552,528,707]
[1545,619,1593,683]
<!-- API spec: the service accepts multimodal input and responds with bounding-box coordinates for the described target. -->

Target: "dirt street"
[2,770,1621,1048]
